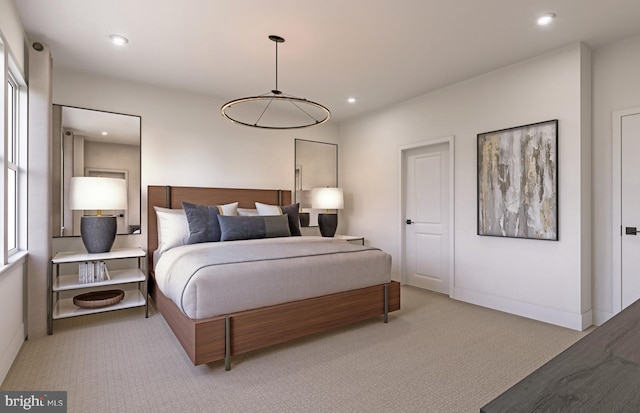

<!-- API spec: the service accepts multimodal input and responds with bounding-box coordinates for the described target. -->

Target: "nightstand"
[334,235,365,245]
[48,247,147,334]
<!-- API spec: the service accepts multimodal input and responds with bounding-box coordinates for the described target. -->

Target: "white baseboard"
[453,288,592,331]
[0,323,24,384]
[592,309,616,326]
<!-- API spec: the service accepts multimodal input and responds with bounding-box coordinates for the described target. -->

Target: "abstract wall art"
[477,119,558,240]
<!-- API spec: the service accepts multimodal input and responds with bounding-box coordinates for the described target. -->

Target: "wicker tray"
[73,289,125,309]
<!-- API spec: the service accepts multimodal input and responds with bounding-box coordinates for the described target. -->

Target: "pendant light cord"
[275,40,279,93]
[268,34,285,95]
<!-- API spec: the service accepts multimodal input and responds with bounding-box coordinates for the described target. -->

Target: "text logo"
[0,392,66,413]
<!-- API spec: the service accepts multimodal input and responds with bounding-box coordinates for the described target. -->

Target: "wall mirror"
[294,139,338,226]
[52,105,141,237]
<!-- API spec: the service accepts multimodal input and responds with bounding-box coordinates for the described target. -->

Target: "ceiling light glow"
[347,97,357,104]
[537,13,556,26]
[109,34,129,45]
[101,131,108,136]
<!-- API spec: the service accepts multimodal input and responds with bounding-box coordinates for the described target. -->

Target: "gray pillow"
[255,202,302,236]
[280,203,302,236]
[182,202,223,244]
[217,214,291,241]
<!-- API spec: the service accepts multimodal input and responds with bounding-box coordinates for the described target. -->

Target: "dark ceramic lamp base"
[318,213,338,237]
[81,216,117,253]
[299,212,310,227]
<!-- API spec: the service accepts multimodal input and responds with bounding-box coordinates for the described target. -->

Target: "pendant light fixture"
[221,35,330,130]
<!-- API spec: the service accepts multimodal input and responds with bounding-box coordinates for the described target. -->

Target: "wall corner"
[27,41,53,338]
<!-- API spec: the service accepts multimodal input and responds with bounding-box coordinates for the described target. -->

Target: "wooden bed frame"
[147,185,401,369]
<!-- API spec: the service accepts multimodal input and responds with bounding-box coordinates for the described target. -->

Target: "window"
[1,54,27,263]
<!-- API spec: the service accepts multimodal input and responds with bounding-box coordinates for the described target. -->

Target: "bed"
[147,185,400,370]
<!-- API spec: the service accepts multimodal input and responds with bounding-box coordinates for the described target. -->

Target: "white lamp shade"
[69,177,127,211]
[311,187,344,210]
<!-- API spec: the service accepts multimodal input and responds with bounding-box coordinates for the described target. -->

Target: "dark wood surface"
[481,299,640,412]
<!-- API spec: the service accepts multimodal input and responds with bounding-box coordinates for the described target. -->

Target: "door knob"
[406,219,413,225]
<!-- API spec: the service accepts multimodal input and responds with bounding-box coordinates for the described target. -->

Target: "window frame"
[0,44,27,265]
[7,71,18,254]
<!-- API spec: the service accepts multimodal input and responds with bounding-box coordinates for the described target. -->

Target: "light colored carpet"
[2,286,589,413]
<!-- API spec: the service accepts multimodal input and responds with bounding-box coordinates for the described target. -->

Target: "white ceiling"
[14,0,640,123]
[60,106,140,145]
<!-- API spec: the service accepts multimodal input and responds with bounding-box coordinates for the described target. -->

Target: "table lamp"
[312,187,344,237]
[69,177,127,253]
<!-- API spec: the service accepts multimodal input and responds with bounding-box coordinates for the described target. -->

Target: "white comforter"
[154,236,392,319]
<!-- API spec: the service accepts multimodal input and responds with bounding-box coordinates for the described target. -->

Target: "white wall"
[27,42,52,339]
[592,33,640,324]
[51,69,340,254]
[0,0,27,384]
[0,264,25,384]
[340,43,591,330]
[0,0,25,75]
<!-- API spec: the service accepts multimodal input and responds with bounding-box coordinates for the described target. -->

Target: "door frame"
[612,106,640,313]
[399,136,455,296]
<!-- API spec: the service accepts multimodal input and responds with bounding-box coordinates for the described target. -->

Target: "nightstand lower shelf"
[53,289,145,320]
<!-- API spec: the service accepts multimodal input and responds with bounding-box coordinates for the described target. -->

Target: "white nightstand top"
[52,247,146,264]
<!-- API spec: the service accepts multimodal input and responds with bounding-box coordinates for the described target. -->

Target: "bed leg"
[384,284,389,323]
[225,316,231,371]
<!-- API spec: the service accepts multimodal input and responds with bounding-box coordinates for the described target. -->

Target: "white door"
[621,112,640,308]
[403,142,450,294]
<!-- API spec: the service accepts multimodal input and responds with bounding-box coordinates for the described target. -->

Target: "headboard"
[147,185,292,269]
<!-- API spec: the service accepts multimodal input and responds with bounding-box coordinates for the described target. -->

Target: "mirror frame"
[52,104,142,238]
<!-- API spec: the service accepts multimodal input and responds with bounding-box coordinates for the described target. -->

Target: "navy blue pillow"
[182,202,223,244]
[217,215,291,241]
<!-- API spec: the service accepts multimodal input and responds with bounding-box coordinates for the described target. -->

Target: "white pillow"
[255,202,282,216]
[154,206,189,254]
[237,207,259,216]
[219,202,239,216]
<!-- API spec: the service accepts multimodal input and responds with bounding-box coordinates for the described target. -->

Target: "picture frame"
[477,119,558,241]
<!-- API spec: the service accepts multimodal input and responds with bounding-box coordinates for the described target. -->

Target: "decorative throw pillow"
[255,202,302,236]
[182,201,238,244]
[217,214,291,241]
[154,206,189,253]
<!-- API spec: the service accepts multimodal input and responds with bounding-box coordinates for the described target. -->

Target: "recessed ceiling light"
[101,131,108,136]
[347,97,357,104]
[537,13,556,26]
[109,34,129,45]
